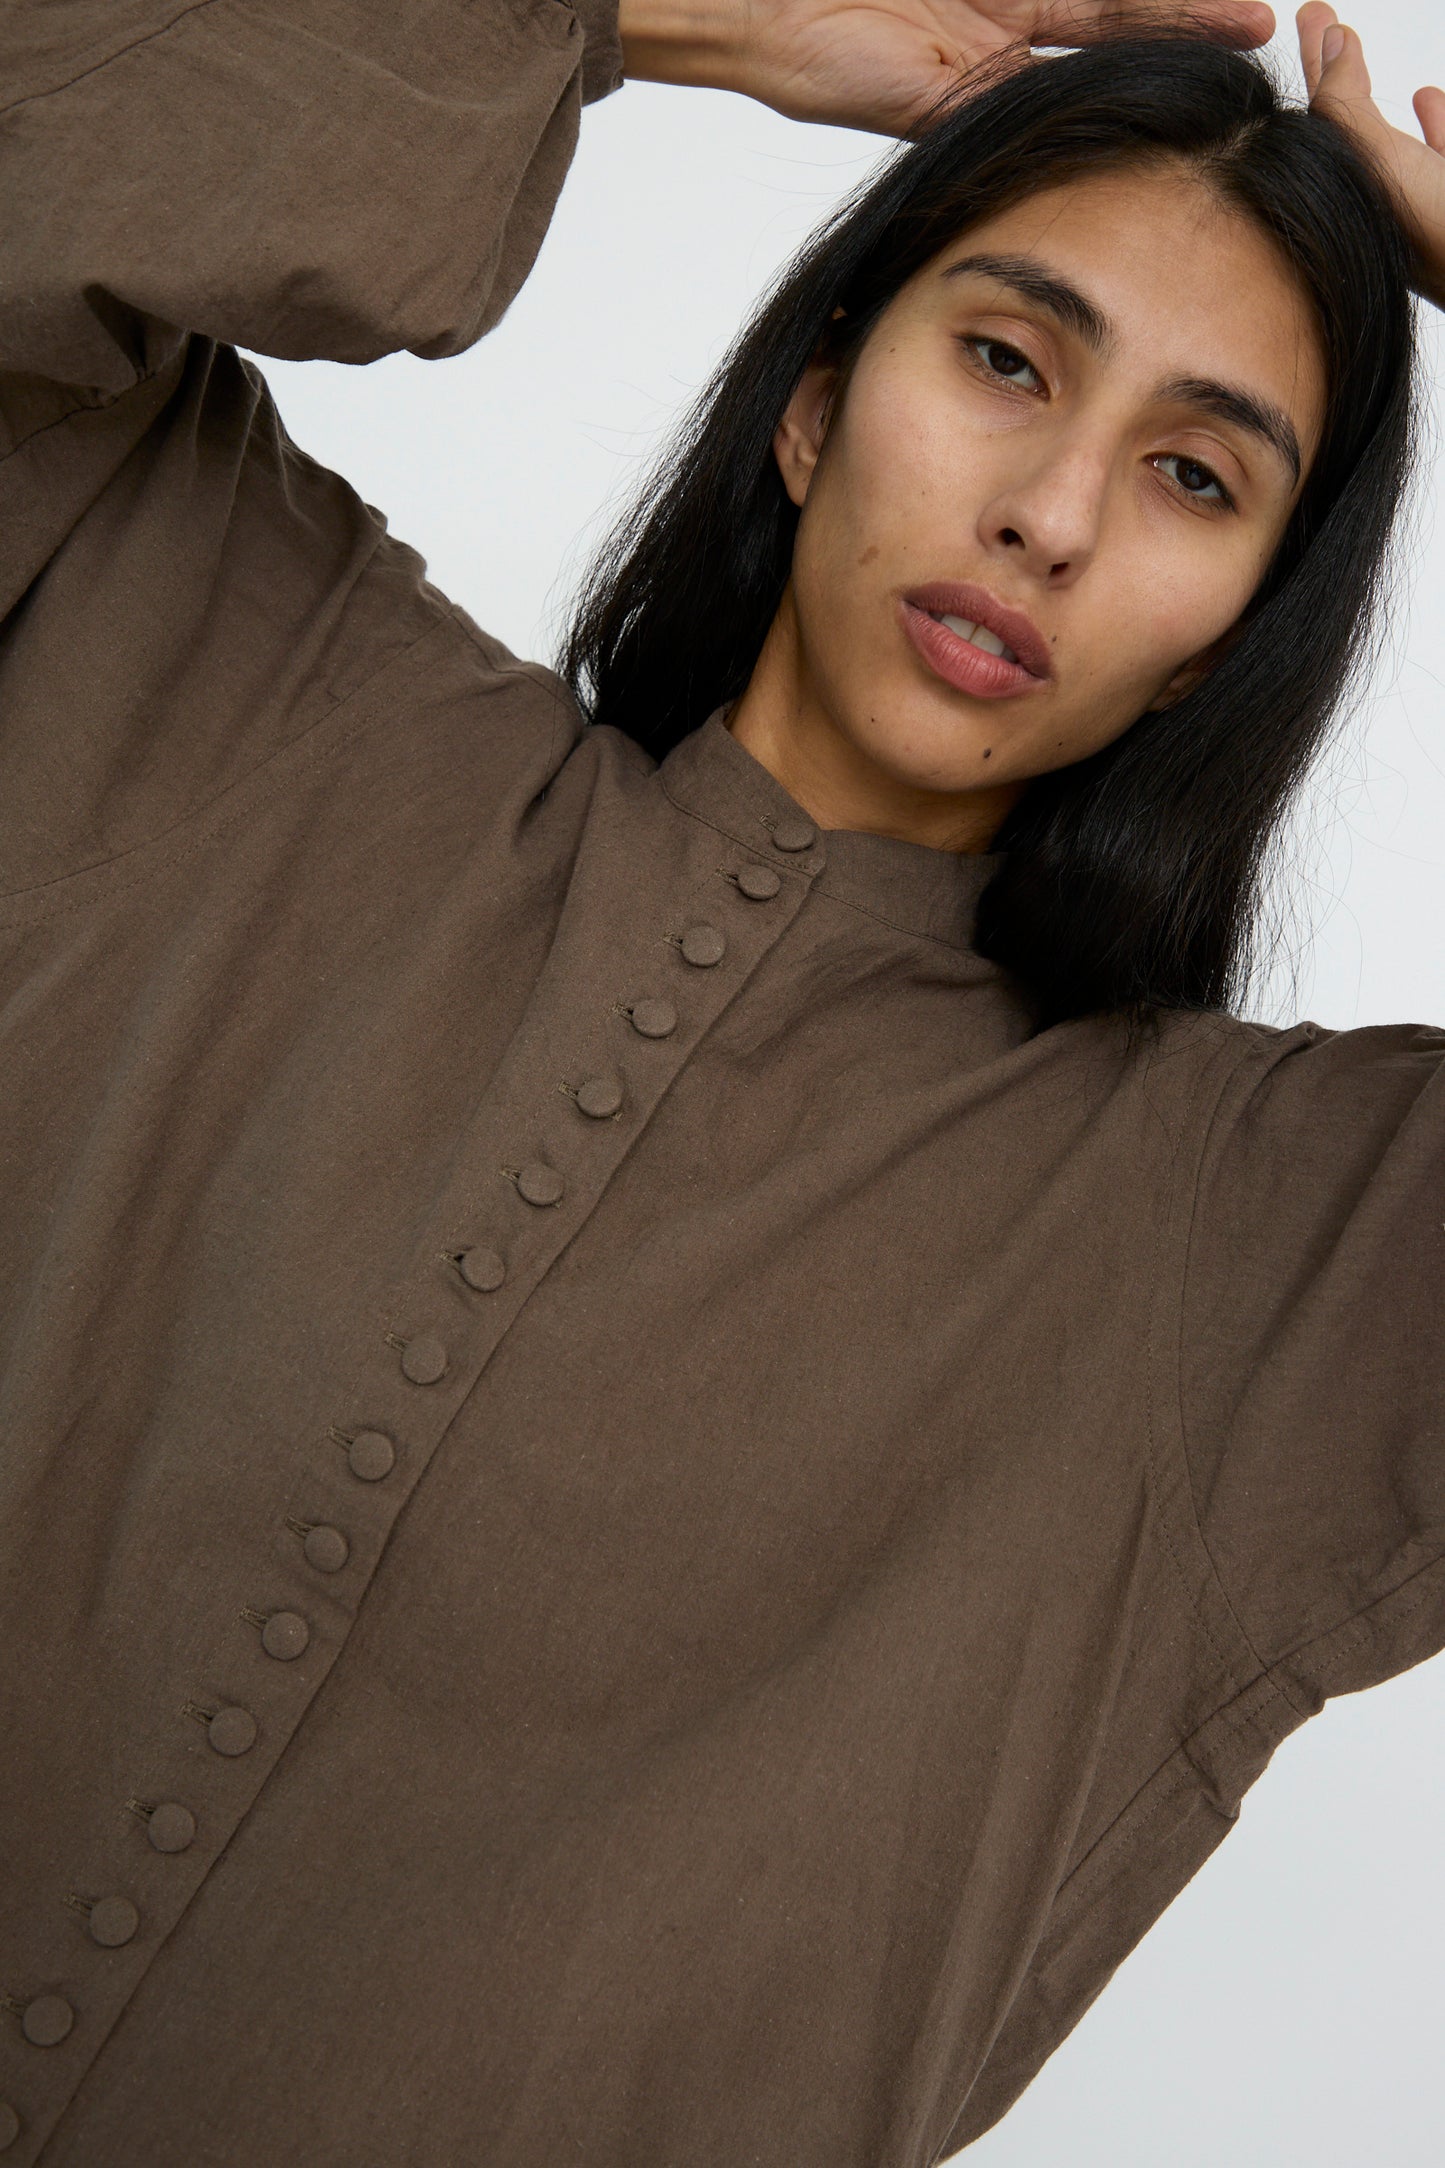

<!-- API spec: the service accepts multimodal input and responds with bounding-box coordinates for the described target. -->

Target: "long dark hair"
[561,33,1419,1024]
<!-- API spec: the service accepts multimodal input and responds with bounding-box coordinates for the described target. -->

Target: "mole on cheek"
[858,544,880,567]
[982,748,992,759]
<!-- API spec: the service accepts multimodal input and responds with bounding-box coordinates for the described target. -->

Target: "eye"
[965,337,1043,392]
[1155,452,1233,508]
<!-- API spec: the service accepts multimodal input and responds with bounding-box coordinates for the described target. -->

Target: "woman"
[0,1,1440,2162]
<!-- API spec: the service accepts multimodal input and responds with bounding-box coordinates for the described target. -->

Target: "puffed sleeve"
[0,0,621,892]
[1173,1015,1445,1707]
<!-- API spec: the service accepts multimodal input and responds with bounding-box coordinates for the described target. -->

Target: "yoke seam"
[0,609,453,922]
[0,0,223,120]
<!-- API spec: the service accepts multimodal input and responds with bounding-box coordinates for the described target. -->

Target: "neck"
[726,587,1023,856]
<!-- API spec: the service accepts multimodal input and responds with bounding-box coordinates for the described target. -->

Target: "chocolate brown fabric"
[2,7,1443,2163]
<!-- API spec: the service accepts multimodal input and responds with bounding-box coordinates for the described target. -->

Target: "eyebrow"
[1156,375,1302,488]
[940,252,1113,354]
[940,252,1303,487]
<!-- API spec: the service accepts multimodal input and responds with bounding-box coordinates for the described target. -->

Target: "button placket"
[135,1799,196,1855]
[80,1896,139,1950]
[16,1999,72,2052]
[207,1707,258,1758]
[565,1074,624,1121]
[508,1161,564,1209]
[672,921,727,968]
[0,764,827,2168]
[390,1331,449,1384]
[621,997,677,1040]
[180,1698,259,1758]
[294,1519,350,1573]
[453,1245,506,1292]
[340,1426,396,1482]
[240,1607,310,1663]
[731,861,783,901]
[765,813,818,856]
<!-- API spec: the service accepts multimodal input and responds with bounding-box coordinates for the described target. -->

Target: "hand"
[618,0,1277,138]
[1298,2,1445,311]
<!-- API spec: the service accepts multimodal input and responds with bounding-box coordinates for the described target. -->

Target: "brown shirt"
[2,7,1443,2163]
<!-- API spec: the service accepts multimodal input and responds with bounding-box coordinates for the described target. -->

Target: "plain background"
[252,4,1444,2159]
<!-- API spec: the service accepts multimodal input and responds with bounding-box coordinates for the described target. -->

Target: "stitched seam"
[0,369,172,468]
[0,1,226,120]
[1146,1030,1286,1695]
[1266,1540,1445,1683]
[1049,1672,1285,1921]
[1143,1165,1243,1693]
[0,611,453,921]
[657,776,811,891]
[440,604,588,782]
[1057,1542,1445,1924]
[658,775,987,955]
[804,880,983,955]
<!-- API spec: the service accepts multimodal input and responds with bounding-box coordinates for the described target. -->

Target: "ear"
[1144,626,1238,713]
[773,359,840,511]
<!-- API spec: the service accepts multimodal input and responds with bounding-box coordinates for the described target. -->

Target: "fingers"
[1415,85,1445,157]
[1296,1,1334,100]
[1033,1,1274,52]
[1301,13,1389,151]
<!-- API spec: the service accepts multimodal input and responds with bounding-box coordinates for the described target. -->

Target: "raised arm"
[0,0,628,893]
[0,0,1278,395]
[0,0,1274,898]
[0,0,625,391]
[621,0,1274,134]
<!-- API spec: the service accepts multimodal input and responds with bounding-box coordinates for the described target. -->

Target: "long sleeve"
[1171,1015,1445,1706]
[0,0,620,893]
[2,0,622,384]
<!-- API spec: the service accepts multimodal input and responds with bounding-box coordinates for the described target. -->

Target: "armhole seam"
[1145,1028,1294,1703]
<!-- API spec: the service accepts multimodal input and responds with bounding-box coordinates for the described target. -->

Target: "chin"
[855,709,1012,793]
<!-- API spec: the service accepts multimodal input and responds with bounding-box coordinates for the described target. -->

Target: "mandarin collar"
[655,707,1006,955]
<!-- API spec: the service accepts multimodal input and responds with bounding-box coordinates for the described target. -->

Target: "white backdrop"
[254,5,1445,2159]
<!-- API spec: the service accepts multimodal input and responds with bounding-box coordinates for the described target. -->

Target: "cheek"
[809,354,971,549]
[1102,542,1263,697]
[857,393,943,502]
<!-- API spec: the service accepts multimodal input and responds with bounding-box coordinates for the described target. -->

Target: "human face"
[728,162,1328,853]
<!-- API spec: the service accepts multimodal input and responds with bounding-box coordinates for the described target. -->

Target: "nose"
[976,435,1109,588]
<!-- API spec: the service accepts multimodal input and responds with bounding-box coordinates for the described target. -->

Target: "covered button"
[400,1334,448,1384]
[261,1610,310,1661]
[737,863,782,900]
[0,2102,18,2150]
[771,816,817,852]
[88,1896,139,1949]
[21,1997,73,2049]
[458,1245,505,1292]
[575,1075,623,1119]
[679,923,726,967]
[147,1802,196,1854]
[516,1161,564,1207]
[627,999,677,1040]
[347,1429,396,1481]
[304,1523,350,1573]
[207,1706,257,1757]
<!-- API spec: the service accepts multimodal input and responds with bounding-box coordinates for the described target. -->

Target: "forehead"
[920,162,1328,456]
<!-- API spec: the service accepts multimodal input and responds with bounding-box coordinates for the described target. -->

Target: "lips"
[899,581,1053,701]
